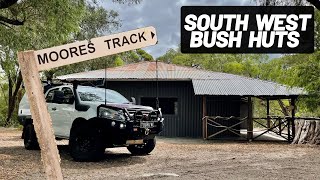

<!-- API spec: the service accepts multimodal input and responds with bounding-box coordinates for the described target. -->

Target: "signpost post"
[17,26,157,180]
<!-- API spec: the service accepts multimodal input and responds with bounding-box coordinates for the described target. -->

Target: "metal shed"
[58,61,304,140]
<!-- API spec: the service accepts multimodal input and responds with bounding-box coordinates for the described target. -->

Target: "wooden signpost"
[17,26,157,179]
[35,26,157,71]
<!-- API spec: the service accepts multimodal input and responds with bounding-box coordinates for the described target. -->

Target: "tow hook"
[145,128,150,135]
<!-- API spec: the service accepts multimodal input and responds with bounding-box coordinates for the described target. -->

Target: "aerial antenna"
[104,58,107,105]
[156,59,159,109]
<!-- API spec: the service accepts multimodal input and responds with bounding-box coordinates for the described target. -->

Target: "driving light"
[134,111,143,121]
[99,107,125,121]
[119,123,126,129]
[149,111,158,121]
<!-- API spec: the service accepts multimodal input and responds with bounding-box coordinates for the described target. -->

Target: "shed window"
[141,97,178,115]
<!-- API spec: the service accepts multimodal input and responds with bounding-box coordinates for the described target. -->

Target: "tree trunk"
[5,73,13,126]
[292,120,320,144]
[5,72,23,126]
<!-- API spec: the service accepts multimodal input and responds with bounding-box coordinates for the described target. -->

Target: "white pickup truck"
[18,83,163,161]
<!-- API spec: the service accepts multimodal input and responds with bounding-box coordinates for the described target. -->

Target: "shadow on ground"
[58,145,146,169]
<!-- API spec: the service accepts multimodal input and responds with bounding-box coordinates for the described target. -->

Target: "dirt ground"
[1,128,320,180]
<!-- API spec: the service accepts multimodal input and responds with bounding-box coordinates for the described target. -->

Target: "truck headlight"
[99,107,125,121]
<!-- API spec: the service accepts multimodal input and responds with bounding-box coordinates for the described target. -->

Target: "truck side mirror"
[131,97,136,105]
[52,90,64,104]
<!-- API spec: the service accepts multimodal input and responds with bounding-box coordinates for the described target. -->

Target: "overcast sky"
[103,0,254,58]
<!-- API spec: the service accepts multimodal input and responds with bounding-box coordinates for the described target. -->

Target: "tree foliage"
[255,0,320,9]
[158,49,267,78]
[0,0,86,126]
[0,0,143,126]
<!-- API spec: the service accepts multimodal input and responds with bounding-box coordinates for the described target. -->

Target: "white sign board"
[35,26,157,71]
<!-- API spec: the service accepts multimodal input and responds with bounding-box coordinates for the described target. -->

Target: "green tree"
[0,0,86,126]
[158,47,268,78]
[136,49,154,61]
[46,3,154,78]
[0,0,142,126]
[223,62,245,75]
[114,56,124,66]
[45,3,121,79]
[158,48,179,63]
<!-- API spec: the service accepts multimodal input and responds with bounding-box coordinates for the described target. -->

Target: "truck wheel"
[127,138,156,155]
[24,124,40,150]
[69,123,104,161]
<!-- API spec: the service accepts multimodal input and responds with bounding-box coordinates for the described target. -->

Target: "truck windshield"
[77,86,130,104]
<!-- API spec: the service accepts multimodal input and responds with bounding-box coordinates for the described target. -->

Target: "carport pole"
[18,51,63,180]
[267,99,270,129]
[247,96,253,141]
[291,97,296,141]
[202,96,207,139]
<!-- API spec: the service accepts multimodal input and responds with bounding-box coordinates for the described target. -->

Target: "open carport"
[58,61,305,142]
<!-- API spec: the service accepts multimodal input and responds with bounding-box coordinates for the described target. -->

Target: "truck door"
[46,87,75,137]
[45,88,60,135]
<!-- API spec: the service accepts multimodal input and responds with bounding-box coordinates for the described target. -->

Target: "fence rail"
[202,116,320,142]
[202,116,247,140]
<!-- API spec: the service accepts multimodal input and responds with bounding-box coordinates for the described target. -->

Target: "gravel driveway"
[1,128,320,180]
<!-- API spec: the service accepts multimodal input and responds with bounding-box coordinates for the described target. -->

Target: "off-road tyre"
[69,122,104,162]
[127,138,156,155]
[24,124,40,150]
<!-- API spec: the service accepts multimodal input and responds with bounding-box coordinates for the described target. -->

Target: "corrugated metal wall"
[107,81,242,138]
[107,81,202,137]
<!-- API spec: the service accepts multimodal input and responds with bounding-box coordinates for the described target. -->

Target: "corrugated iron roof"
[192,79,303,96]
[57,61,304,96]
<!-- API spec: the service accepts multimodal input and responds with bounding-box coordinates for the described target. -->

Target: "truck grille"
[127,108,154,121]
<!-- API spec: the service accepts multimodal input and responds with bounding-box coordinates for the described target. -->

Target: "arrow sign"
[34,26,157,71]
[151,31,155,39]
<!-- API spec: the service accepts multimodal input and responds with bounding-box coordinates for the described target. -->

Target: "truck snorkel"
[72,81,90,111]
